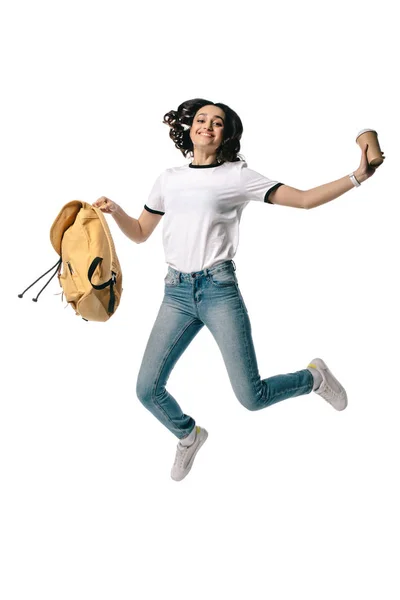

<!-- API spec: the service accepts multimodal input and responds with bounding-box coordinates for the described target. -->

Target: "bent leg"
[204,286,313,410]
[136,301,204,438]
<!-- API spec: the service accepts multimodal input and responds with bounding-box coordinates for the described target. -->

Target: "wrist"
[112,204,122,217]
[353,170,368,184]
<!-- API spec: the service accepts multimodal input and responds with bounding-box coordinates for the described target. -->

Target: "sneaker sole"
[171,430,208,481]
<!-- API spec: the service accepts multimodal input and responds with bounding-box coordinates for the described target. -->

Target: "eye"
[196,119,223,126]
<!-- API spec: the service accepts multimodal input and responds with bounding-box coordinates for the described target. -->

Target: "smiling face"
[189,105,226,155]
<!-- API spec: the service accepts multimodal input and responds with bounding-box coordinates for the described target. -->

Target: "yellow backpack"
[19,201,123,322]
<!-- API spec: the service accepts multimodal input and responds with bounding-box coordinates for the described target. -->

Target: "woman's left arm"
[270,143,385,210]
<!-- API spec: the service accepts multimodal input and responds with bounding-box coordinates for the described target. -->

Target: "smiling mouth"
[198,133,213,137]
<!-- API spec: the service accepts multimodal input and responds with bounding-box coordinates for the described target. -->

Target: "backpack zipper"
[67,261,74,275]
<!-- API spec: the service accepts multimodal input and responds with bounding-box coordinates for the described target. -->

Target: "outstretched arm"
[92,197,163,243]
[269,143,385,209]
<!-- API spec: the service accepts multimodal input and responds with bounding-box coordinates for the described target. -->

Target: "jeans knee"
[239,398,259,412]
[136,374,154,408]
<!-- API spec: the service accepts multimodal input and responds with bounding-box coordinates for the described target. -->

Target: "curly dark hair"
[162,98,245,163]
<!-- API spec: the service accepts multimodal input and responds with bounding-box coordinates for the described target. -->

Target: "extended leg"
[136,301,204,438]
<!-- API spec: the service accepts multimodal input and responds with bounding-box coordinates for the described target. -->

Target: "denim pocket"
[210,267,237,287]
[164,269,180,287]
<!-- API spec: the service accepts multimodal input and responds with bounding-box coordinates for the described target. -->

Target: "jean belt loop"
[232,259,236,271]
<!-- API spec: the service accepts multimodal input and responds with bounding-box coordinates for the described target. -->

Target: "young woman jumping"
[93,98,384,481]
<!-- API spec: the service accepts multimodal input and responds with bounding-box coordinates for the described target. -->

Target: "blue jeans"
[136,260,313,439]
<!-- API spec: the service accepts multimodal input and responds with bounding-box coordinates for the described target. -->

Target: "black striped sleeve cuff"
[264,182,284,204]
[144,204,165,215]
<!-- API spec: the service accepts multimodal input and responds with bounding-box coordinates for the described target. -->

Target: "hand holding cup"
[354,129,385,184]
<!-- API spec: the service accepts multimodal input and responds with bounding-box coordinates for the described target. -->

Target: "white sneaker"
[171,426,208,481]
[308,358,348,411]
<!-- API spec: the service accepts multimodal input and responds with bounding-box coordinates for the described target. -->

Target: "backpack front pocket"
[60,261,83,303]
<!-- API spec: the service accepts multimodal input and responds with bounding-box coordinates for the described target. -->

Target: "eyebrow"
[197,112,225,123]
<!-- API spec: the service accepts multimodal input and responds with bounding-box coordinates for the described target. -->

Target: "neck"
[191,149,218,166]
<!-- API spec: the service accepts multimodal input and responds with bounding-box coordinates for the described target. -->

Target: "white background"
[1,1,399,598]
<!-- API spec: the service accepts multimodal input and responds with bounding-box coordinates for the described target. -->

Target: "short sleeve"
[240,162,284,205]
[144,171,165,215]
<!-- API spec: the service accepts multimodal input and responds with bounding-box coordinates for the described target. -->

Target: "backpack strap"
[87,257,117,315]
[91,205,121,276]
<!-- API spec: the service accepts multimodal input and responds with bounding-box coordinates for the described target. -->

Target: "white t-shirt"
[144,159,284,273]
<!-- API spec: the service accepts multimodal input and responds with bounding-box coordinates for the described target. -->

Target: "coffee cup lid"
[356,128,377,142]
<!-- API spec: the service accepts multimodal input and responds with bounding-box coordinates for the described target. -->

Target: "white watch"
[349,173,361,187]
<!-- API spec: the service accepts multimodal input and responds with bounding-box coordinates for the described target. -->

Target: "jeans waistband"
[168,259,236,281]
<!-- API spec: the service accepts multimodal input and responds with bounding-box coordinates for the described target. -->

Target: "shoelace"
[173,443,190,467]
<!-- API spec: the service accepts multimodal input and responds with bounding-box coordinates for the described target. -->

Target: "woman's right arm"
[93,197,163,244]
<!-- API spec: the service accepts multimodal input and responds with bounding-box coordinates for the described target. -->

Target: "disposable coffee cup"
[356,129,384,167]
